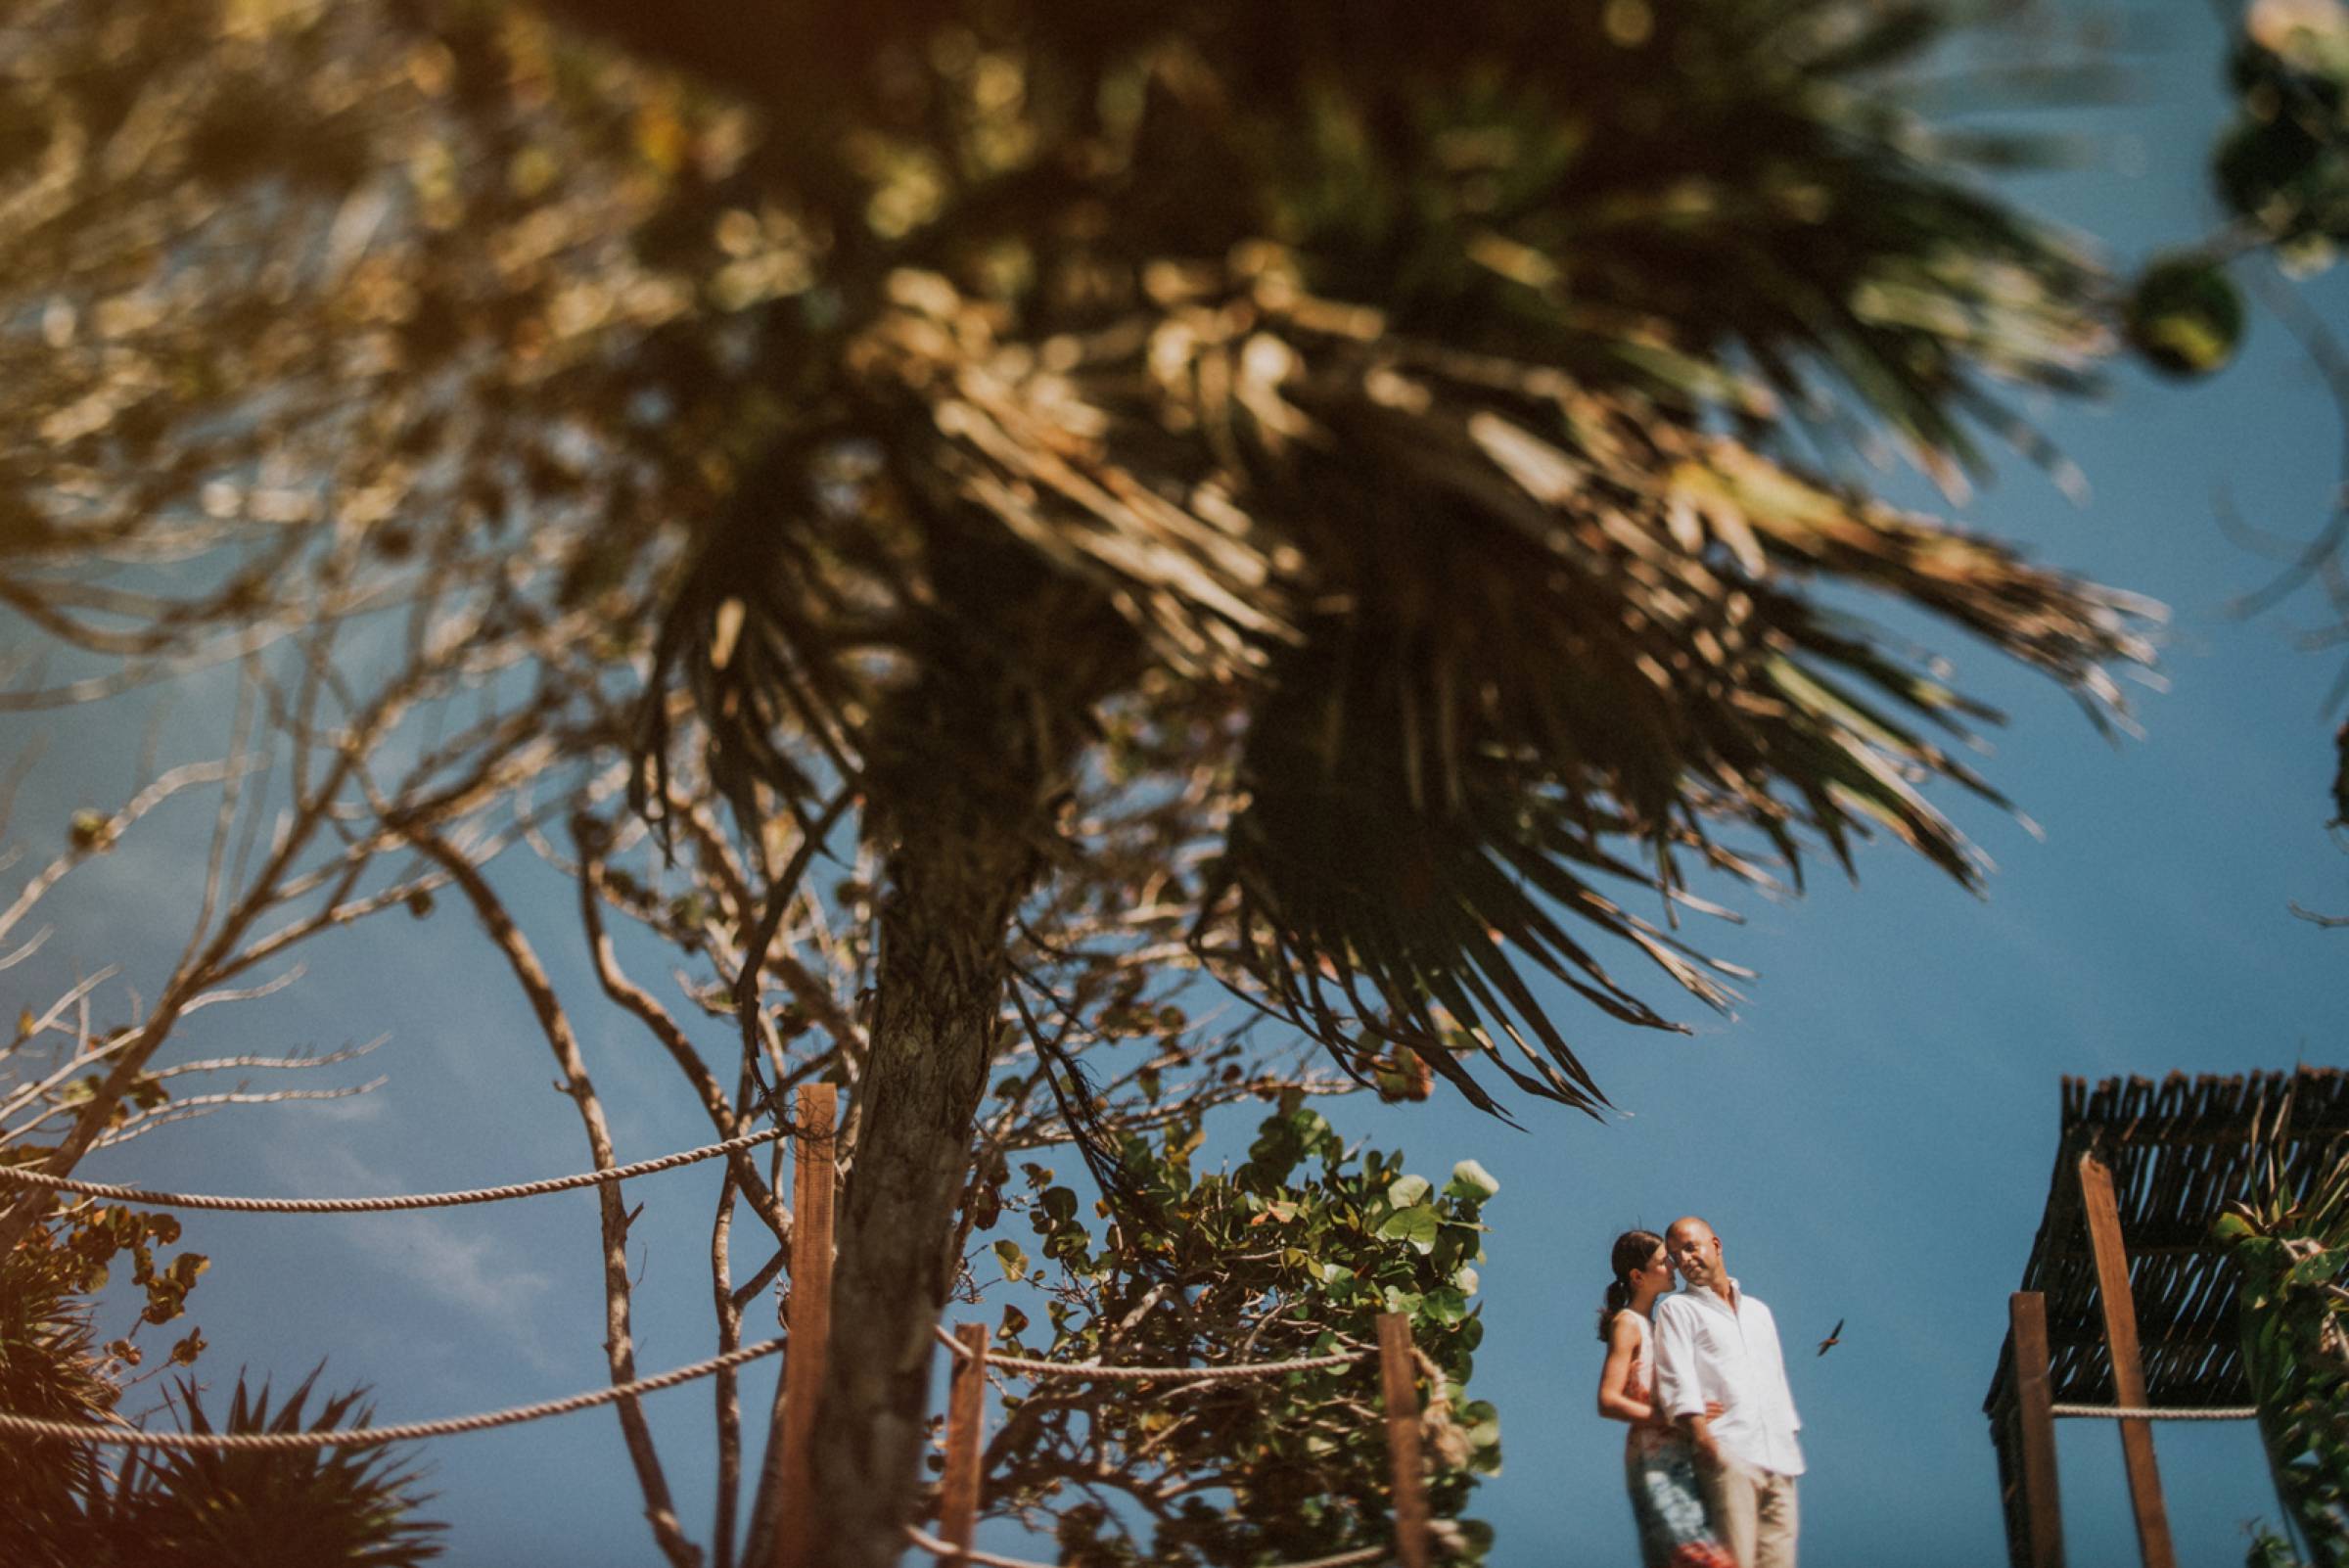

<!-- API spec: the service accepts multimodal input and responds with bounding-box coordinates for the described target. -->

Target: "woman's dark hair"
[1596,1228,1666,1342]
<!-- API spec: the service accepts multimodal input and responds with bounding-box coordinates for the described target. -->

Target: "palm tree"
[555,1,2157,1557]
[0,1,2158,1561]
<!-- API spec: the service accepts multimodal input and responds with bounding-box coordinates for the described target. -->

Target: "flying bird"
[1817,1318,1845,1357]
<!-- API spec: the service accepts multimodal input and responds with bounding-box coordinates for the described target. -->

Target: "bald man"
[1650,1217,1804,1568]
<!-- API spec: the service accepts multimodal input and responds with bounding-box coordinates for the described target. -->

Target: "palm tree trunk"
[795,656,1053,1568]
[802,837,1028,1566]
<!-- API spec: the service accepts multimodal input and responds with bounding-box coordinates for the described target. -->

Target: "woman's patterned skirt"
[1625,1430,1737,1568]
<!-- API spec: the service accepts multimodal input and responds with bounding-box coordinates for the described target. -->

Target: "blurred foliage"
[2256,1523,2321,1568]
[2218,0,2349,257]
[0,0,2162,1122]
[2212,1136,2349,1565]
[966,1099,1497,1565]
[2121,0,2349,384]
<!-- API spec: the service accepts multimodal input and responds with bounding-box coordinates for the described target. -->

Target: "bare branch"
[86,1079,389,1151]
[180,962,305,1017]
[577,846,789,1245]
[150,1037,389,1080]
[410,829,702,1568]
[0,759,247,948]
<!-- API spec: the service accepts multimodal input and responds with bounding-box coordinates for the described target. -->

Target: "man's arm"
[1650,1299,1725,1465]
[1756,1300,1800,1431]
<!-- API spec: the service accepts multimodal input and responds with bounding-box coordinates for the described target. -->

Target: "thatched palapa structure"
[1983,1067,2347,1568]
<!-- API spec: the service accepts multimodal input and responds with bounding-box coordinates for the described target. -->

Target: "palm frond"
[1132,262,2155,1110]
[97,1366,447,1568]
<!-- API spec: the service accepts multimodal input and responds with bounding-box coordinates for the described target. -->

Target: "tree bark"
[782,536,1115,1567]
[796,775,1034,1565]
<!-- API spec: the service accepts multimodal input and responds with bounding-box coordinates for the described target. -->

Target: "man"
[1651,1216,1804,1568]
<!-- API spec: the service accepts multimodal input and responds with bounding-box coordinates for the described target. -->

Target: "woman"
[1595,1228,1735,1568]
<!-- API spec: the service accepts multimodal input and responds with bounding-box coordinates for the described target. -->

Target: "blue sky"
[6,1,2349,1564]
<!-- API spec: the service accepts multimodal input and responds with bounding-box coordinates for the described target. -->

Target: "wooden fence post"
[771,1084,838,1568]
[939,1322,990,1565]
[1377,1312,1431,1568]
[2077,1153,2176,1568]
[2008,1291,2065,1568]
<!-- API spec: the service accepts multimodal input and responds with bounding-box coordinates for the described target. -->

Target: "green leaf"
[1387,1175,1432,1210]
[1421,1287,1469,1325]
[1377,1203,1440,1254]
[992,1240,1029,1281]
[2212,1212,2258,1246]
[1445,1159,1501,1201]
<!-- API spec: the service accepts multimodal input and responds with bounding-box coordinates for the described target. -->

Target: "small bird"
[1817,1318,1845,1358]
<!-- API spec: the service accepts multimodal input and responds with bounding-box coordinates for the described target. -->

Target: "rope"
[904,1525,1059,1568]
[0,1337,784,1450]
[1251,1546,1390,1567]
[932,1323,1374,1382]
[0,1128,787,1213]
[2049,1404,2259,1421]
[913,1328,1404,1565]
[904,1525,1388,1568]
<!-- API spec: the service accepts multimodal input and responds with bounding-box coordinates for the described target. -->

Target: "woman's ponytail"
[1595,1277,1633,1341]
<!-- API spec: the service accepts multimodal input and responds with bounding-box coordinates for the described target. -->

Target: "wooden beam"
[2009,1292,2064,1568]
[771,1084,838,1568]
[939,1323,989,1565]
[2077,1153,2176,1568]
[1377,1312,1431,1568]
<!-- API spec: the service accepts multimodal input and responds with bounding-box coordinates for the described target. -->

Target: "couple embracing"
[1595,1218,1803,1568]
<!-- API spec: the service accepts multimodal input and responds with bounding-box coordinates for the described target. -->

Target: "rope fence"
[2049,1404,2259,1421]
[905,1524,1390,1568]
[2,1085,1443,1568]
[928,1310,1436,1568]
[0,1127,787,1213]
[0,1337,784,1451]
[932,1322,1377,1382]
[905,1526,1063,1568]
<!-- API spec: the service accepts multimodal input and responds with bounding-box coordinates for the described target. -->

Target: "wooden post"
[939,1322,989,1565]
[1377,1312,1431,1568]
[2077,1153,2176,1568]
[2008,1291,2065,1568]
[771,1084,838,1568]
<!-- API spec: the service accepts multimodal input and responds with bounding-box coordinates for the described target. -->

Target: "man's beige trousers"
[1702,1456,1798,1568]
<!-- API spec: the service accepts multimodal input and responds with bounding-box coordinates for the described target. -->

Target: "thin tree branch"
[411,829,703,1568]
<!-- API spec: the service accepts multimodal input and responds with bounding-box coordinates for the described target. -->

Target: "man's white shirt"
[1651,1277,1806,1477]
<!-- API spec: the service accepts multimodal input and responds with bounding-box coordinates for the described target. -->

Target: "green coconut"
[2125,255,2247,378]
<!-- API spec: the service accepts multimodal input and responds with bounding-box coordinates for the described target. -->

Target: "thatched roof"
[1981,1067,2347,1564]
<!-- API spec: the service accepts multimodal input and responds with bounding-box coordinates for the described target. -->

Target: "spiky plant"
[2216,1133,2349,1566]
[81,1368,446,1568]
[0,1229,121,1559]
